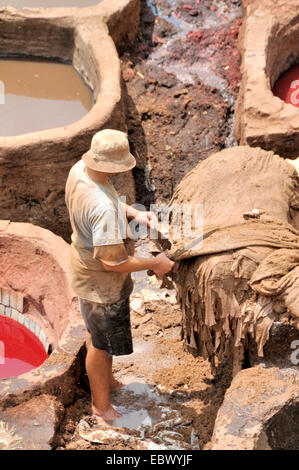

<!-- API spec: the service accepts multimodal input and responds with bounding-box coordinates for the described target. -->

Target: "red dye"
[273,65,299,108]
[0,316,48,379]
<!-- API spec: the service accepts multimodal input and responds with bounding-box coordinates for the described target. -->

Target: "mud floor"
[47,0,243,450]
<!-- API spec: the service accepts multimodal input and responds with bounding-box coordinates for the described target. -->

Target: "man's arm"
[94,244,174,276]
[102,253,174,276]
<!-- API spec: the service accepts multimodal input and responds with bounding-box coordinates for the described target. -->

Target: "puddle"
[0,58,93,136]
[79,376,199,449]
[0,0,100,7]
[112,409,153,430]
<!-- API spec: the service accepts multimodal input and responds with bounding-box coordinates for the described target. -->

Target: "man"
[65,129,174,423]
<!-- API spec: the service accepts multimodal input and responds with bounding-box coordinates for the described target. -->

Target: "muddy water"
[0,0,100,7]
[0,58,93,136]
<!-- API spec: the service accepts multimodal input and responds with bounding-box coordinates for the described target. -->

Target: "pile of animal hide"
[168,146,299,374]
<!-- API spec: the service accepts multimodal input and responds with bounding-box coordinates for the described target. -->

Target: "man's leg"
[86,333,124,390]
[85,340,122,421]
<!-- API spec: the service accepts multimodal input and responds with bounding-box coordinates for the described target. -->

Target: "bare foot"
[91,404,122,423]
[110,377,125,391]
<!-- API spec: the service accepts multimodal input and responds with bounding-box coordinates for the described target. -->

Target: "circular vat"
[267,15,299,105]
[0,57,93,136]
[0,221,85,407]
[0,13,132,239]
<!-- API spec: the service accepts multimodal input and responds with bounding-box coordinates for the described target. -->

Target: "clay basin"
[0,220,85,408]
[211,364,299,450]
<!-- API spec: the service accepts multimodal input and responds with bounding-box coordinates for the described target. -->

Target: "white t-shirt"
[65,160,134,303]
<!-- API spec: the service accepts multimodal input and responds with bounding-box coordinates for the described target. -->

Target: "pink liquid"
[273,65,299,108]
[0,316,48,379]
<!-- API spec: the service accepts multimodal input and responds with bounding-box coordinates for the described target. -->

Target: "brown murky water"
[0,0,100,7]
[0,58,93,136]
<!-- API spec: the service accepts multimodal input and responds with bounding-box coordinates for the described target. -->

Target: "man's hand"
[153,252,175,276]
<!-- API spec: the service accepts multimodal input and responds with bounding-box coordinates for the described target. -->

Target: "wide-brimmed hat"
[82,129,136,173]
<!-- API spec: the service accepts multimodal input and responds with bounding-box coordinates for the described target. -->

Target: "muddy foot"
[91,404,122,423]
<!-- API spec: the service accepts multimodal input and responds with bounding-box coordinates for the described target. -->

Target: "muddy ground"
[53,0,243,450]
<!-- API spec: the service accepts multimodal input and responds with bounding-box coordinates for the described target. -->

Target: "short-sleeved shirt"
[65,159,134,304]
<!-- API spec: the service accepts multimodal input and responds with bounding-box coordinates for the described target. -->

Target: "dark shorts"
[78,296,133,356]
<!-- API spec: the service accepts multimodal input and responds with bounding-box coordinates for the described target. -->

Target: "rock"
[154,310,182,330]
[0,221,86,409]
[78,418,135,445]
[131,313,152,328]
[211,365,299,450]
[249,321,299,366]
[0,395,64,450]
[141,323,162,337]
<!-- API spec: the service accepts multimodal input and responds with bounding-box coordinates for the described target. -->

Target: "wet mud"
[0,58,92,136]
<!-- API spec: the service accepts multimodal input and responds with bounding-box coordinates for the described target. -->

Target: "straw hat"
[82,129,136,173]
